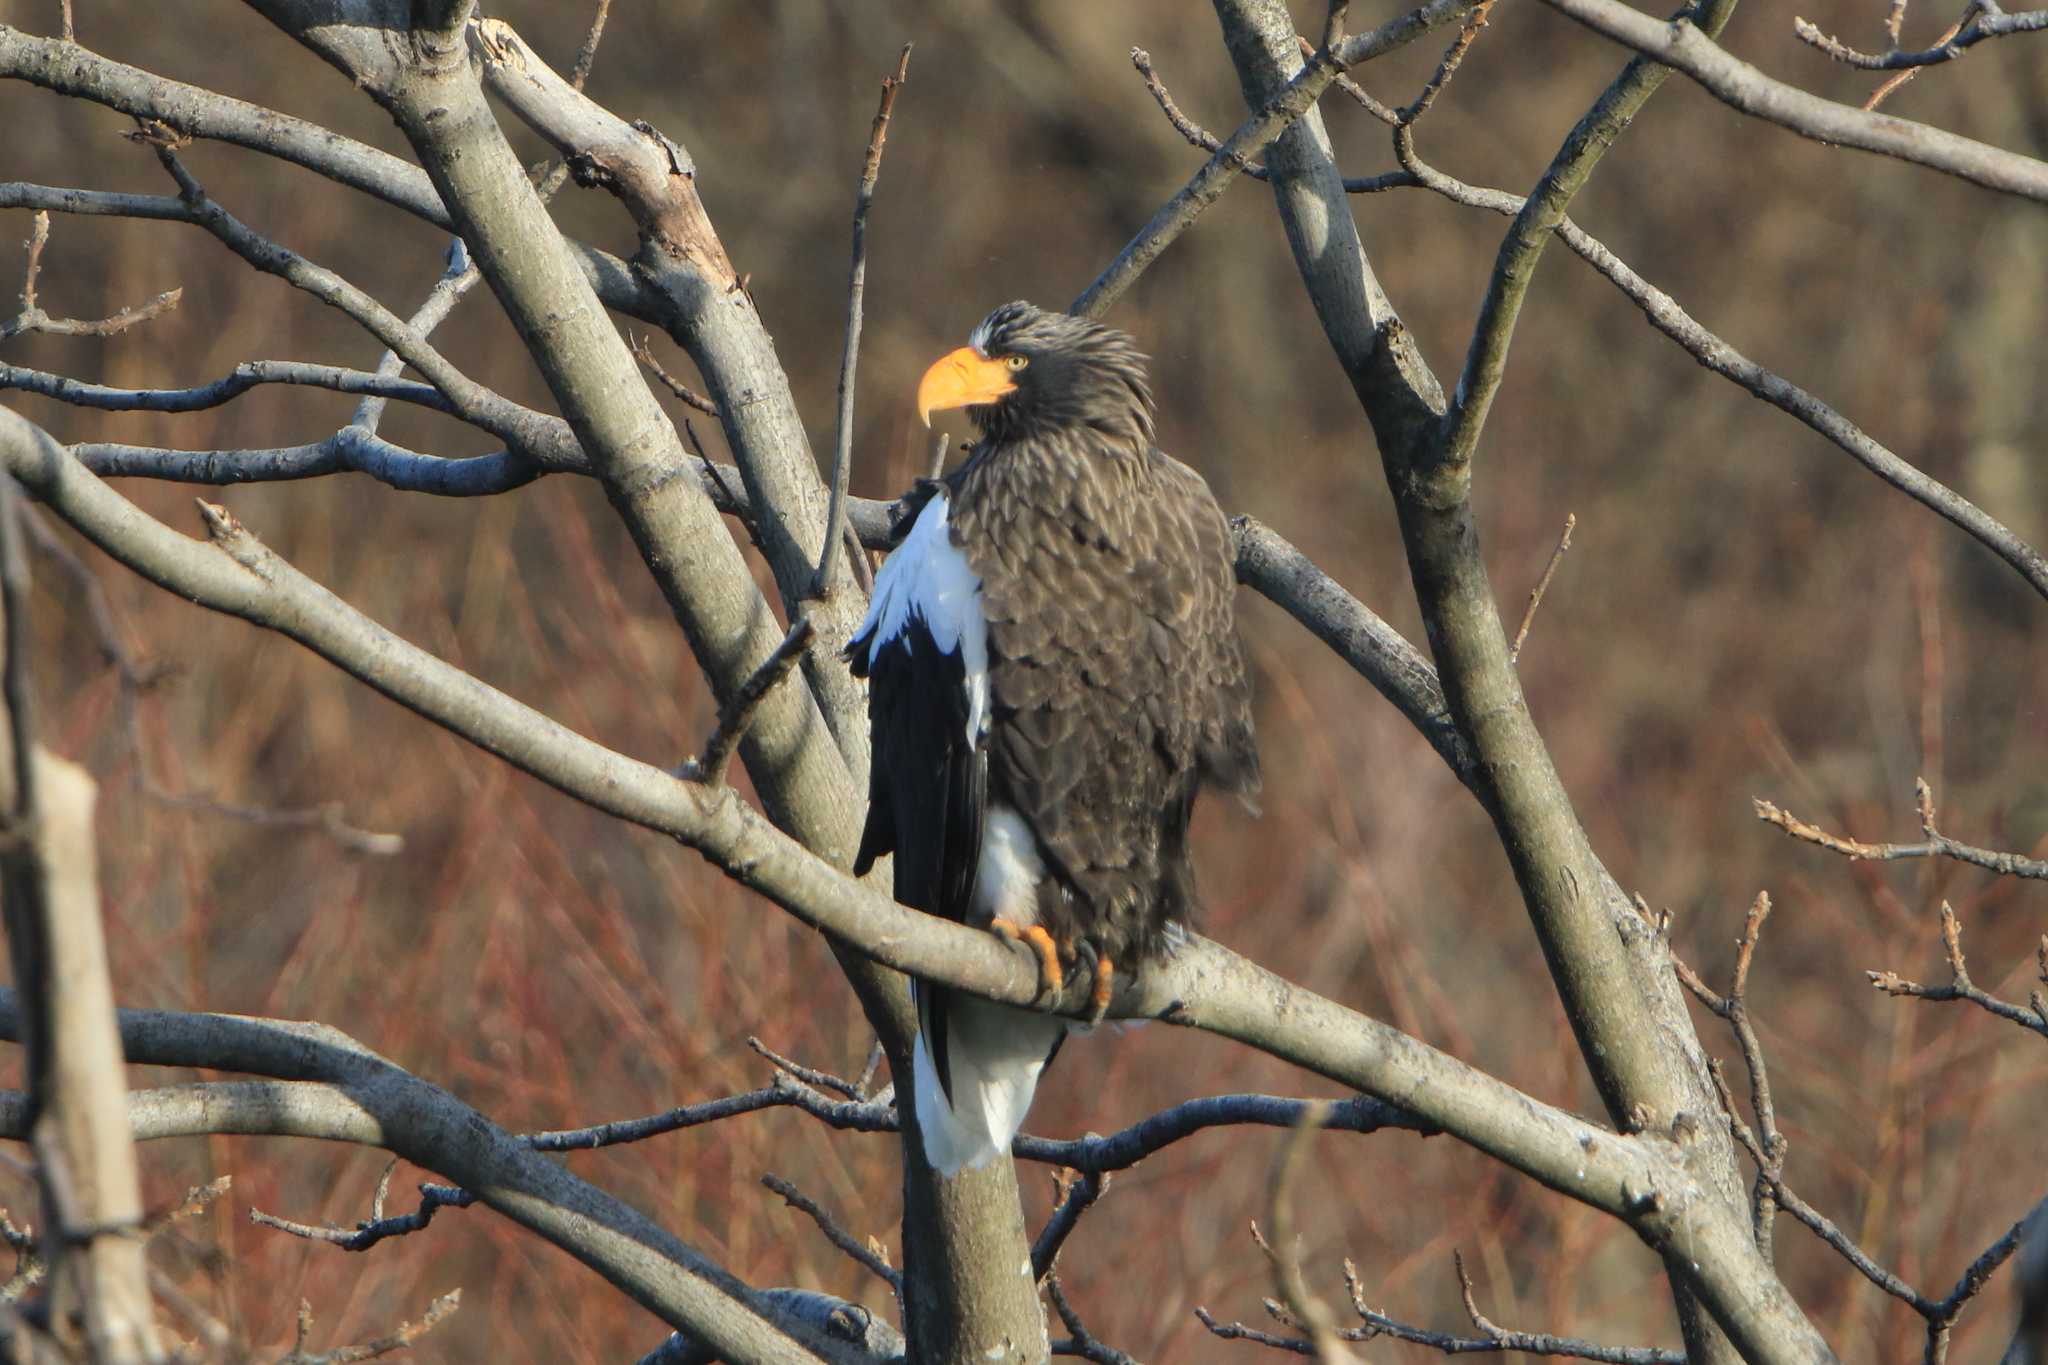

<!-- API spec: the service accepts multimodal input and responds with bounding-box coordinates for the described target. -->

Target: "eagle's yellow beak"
[916,347,1016,427]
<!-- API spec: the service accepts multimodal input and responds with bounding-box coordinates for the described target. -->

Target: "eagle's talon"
[1087,954,1116,1025]
[990,918,1064,998]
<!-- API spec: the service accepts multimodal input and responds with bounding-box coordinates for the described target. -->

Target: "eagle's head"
[916,301,1155,452]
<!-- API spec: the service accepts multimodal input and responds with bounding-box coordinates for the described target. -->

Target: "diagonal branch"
[1071,0,1477,319]
[0,403,1830,1362]
[0,25,664,324]
[1437,0,1739,478]
[1757,779,2048,879]
[1210,4,1809,1360]
[1540,0,2048,201]
[814,44,912,601]
[467,15,872,775]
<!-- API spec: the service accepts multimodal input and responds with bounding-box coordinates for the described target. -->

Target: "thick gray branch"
[240,1,863,870]
[470,17,871,778]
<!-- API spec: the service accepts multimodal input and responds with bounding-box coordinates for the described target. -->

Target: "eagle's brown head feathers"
[919,301,1155,454]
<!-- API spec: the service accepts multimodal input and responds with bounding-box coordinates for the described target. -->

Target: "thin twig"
[814,43,912,600]
[746,1036,863,1099]
[2,209,182,342]
[1672,892,1786,1259]
[682,616,815,787]
[253,1183,475,1254]
[630,333,719,416]
[1867,903,2048,1039]
[526,1073,894,1154]
[1398,0,1501,124]
[760,1174,901,1302]
[352,237,479,436]
[1134,48,1412,190]
[1509,512,1575,665]
[147,1175,232,1242]
[1199,1285,1684,1364]
[1756,779,2048,880]
[1793,0,2045,72]
[1258,1101,1356,1362]
[277,1289,461,1364]
[1047,1273,1140,1365]
[1031,1170,1106,1281]
[568,0,611,89]
[853,1040,885,1099]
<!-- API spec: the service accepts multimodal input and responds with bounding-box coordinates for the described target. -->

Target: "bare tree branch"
[466,14,872,776]
[1,211,181,342]
[814,43,911,601]
[1540,0,2048,201]
[1793,0,2048,71]
[275,1289,460,1365]
[1867,903,2048,1040]
[760,1175,901,1304]
[1509,512,1576,665]
[1210,4,1802,1359]
[1673,894,1789,1259]
[0,24,664,323]
[1029,1171,1104,1283]
[1141,50,2048,606]
[1,360,449,417]
[1046,1274,1139,1365]
[1757,779,2048,879]
[1438,0,1740,477]
[1071,0,1478,319]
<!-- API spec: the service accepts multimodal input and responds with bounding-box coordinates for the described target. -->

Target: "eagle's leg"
[990,919,1065,998]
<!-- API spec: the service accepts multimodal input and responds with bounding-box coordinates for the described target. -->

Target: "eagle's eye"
[1003,354,1029,371]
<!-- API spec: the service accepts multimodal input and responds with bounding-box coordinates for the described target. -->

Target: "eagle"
[846,301,1259,1176]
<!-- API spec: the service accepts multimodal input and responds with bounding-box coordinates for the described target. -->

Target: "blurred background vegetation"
[1,0,2044,1358]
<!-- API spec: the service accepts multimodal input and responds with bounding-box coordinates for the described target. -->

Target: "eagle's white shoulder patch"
[855,494,990,741]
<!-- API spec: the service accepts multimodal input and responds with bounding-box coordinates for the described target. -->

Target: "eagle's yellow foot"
[990,919,1064,998]
[1087,953,1116,1026]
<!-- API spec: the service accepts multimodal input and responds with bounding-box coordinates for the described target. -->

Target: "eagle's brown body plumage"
[947,411,1257,962]
[848,302,1256,1174]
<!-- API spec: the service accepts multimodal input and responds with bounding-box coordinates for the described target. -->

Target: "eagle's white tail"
[912,990,1068,1177]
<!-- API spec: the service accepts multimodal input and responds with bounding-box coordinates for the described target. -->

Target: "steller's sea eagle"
[846,301,1259,1176]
